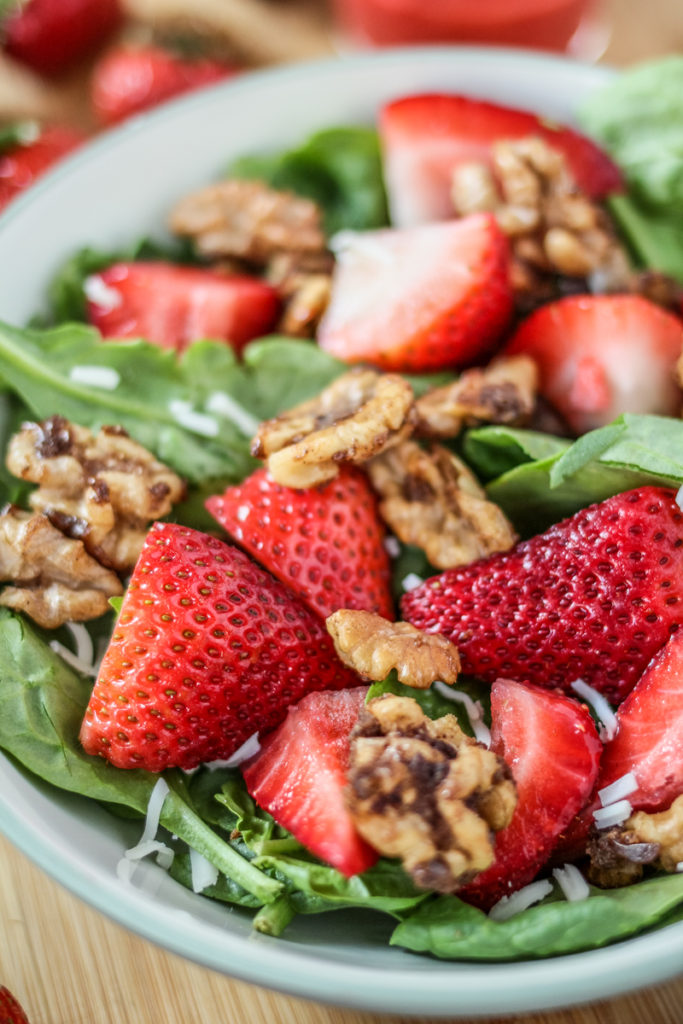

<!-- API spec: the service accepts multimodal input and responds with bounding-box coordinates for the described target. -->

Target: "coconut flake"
[676,862,683,873]
[69,365,121,390]
[205,391,260,436]
[571,678,618,741]
[117,778,174,881]
[433,681,491,747]
[489,879,553,922]
[48,639,98,678]
[168,399,219,438]
[593,799,633,829]
[677,484,683,512]
[205,732,261,770]
[189,848,220,893]
[84,274,123,311]
[402,573,424,592]
[552,863,590,902]
[598,771,639,807]
[383,535,401,559]
[65,621,94,667]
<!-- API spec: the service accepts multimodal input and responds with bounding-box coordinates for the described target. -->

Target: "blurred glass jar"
[332,0,595,51]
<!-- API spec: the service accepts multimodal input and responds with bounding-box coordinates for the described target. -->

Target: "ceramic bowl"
[0,46,681,1018]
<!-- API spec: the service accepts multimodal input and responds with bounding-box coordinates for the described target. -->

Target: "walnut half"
[347,694,516,893]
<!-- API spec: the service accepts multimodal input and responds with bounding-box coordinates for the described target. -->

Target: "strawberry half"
[379,93,622,227]
[403,487,683,705]
[318,213,513,373]
[80,523,359,772]
[3,0,122,77]
[596,629,683,814]
[0,125,83,214]
[460,678,601,910]
[86,261,280,354]
[504,295,683,435]
[206,466,394,621]
[91,44,238,125]
[0,986,30,1024]
[242,686,378,877]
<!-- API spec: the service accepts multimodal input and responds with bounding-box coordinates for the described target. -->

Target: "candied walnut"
[451,136,632,311]
[252,369,416,488]
[627,795,683,874]
[326,609,460,690]
[7,417,185,572]
[347,694,516,892]
[414,356,538,440]
[367,441,516,570]
[586,826,657,888]
[0,507,123,629]
[170,179,327,265]
[266,250,334,338]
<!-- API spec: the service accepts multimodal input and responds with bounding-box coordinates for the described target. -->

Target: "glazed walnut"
[367,441,516,570]
[326,609,460,690]
[587,795,683,887]
[451,136,631,310]
[628,795,683,874]
[7,417,185,572]
[414,356,538,440]
[252,369,416,488]
[347,694,516,892]
[0,507,123,628]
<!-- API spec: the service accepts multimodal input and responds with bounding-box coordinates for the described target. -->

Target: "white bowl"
[1,46,681,1018]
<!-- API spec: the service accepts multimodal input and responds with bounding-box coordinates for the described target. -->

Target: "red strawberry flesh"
[206,466,394,621]
[402,487,683,704]
[0,126,83,213]
[0,986,30,1024]
[86,261,280,353]
[80,523,359,772]
[243,686,378,877]
[460,678,601,910]
[4,0,122,77]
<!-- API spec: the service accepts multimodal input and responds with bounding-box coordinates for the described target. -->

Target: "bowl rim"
[1,43,682,1018]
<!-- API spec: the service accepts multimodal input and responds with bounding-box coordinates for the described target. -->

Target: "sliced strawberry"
[3,0,122,77]
[504,295,683,435]
[80,523,359,772]
[379,93,622,227]
[318,213,513,373]
[206,466,394,621]
[86,261,280,354]
[0,125,83,213]
[243,686,376,876]
[460,678,601,910]
[0,986,30,1024]
[403,487,683,705]
[92,44,238,125]
[596,629,683,814]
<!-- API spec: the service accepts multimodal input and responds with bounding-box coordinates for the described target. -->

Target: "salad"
[1,54,683,965]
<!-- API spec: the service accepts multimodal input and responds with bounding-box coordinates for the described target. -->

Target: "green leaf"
[168,851,263,909]
[0,119,40,154]
[0,389,33,505]
[229,126,389,235]
[391,873,683,960]
[463,425,570,484]
[548,421,627,487]
[606,194,683,281]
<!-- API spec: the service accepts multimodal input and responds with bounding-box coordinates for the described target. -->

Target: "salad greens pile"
[2,56,683,962]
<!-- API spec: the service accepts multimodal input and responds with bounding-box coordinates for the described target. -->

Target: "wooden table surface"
[1,1,683,1022]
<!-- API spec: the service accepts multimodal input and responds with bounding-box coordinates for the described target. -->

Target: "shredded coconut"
[571,678,618,741]
[69,365,121,390]
[117,778,174,882]
[552,863,590,902]
[84,274,123,311]
[65,621,94,667]
[677,862,683,873]
[206,391,260,436]
[189,848,220,893]
[48,639,98,678]
[168,399,219,438]
[598,771,639,807]
[676,484,683,513]
[433,681,491,747]
[401,573,424,592]
[205,732,261,769]
[593,799,633,829]
[488,879,554,921]
[383,535,401,559]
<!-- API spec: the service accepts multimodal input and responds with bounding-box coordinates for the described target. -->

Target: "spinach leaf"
[606,194,683,282]
[391,873,683,960]
[0,390,32,505]
[229,126,389,235]
[0,120,41,154]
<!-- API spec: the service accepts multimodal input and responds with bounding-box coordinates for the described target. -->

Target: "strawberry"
[317,213,513,373]
[595,629,683,814]
[379,93,622,227]
[3,0,122,77]
[242,686,378,877]
[91,45,238,126]
[460,678,601,910]
[0,125,83,213]
[0,987,30,1024]
[503,295,683,435]
[402,487,683,705]
[206,466,394,621]
[85,261,280,354]
[79,523,360,772]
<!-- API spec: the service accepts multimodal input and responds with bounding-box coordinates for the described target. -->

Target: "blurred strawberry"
[0,986,30,1024]
[3,0,122,77]
[0,124,83,213]
[92,44,239,125]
